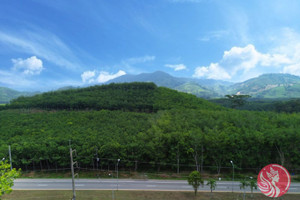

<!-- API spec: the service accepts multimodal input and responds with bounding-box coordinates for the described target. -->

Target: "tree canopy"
[188,171,204,196]
[0,161,20,198]
[0,82,299,175]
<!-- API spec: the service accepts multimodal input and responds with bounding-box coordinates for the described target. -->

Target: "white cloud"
[11,56,44,75]
[0,29,82,71]
[81,70,96,83]
[165,64,187,71]
[283,64,300,76]
[81,70,126,84]
[97,70,126,83]
[0,69,35,89]
[81,70,126,83]
[222,44,290,73]
[193,63,231,80]
[193,44,292,81]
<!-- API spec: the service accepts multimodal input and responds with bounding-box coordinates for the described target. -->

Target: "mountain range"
[0,87,38,104]
[107,71,231,98]
[1,71,300,103]
[108,71,300,99]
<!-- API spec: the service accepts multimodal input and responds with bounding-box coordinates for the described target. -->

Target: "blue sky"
[1,0,300,91]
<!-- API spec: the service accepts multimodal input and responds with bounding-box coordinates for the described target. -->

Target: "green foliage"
[249,178,257,197]
[239,177,257,199]
[0,161,20,198]
[0,82,300,176]
[7,83,157,112]
[225,94,251,108]
[187,171,203,196]
[206,178,216,193]
[6,83,222,112]
[212,98,300,113]
[0,87,36,104]
[228,73,300,98]
[1,108,300,172]
[174,82,220,99]
[239,179,250,190]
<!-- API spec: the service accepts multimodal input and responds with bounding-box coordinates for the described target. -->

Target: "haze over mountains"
[0,87,38,104]
[1,71,300,103]
[107,71,300,99]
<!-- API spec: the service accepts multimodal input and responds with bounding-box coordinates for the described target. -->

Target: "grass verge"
[3,190,300,200]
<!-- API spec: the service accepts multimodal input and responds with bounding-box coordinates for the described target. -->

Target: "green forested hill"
[0,87,25,104]
[229,73,300,98]
[107,71,229,98]
[6,82,221,111]
[0,82,300,174]
[174,82,220,99]
[0,87,38,104]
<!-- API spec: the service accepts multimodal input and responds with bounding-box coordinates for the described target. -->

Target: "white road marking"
[75,184,84,187]
[37,184,48,187]
[181,186,190,188]
[289,188,298,190]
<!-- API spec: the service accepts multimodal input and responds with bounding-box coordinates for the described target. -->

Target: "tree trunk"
[192,145,200,172]
[200,144,204,174]
[215,159,221,175]
[92,158,95,170]
[194,152,199,172]
[275,145,285,166]
[40,160,43,170]
[177,149,180,174]
[135,160,138,171]
[46,159,50,170]
[157,163,161,172]
[32,160,35,170]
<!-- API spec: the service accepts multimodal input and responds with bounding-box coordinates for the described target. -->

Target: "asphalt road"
[12,179,300,194]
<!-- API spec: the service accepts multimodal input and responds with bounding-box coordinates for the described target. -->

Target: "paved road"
[12,179,300,194]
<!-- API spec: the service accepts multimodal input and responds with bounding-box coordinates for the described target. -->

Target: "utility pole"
[117,159,120,191]
[230,160,234,193]
[9,145,12,170]
[70,148,77,200]
[109,173,115,200]
[95,147,99,171]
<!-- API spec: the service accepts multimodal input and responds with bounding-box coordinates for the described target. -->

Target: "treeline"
[0,109,299,173]
[211,98,300,113]
[5,82,220,112]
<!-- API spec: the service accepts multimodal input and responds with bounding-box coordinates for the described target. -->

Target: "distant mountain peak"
[151,70,172,76]
[230,73,300,98]
[106,71,232,98]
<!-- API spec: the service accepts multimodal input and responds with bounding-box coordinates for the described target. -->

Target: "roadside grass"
[3,190,300,200]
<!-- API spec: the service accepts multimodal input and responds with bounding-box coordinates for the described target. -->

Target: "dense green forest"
[0,83,299,175]
[211,97,300,113]
[5,83,219,112]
